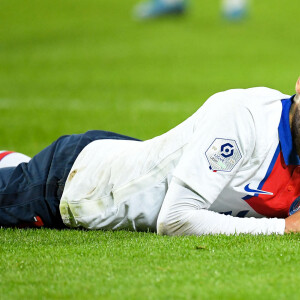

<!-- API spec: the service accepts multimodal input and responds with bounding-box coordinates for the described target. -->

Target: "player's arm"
[157,90,286,236]
[157,177,285,235]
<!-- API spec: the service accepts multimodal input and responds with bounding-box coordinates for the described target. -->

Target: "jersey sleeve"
[157,177,285,235]
[157,91,286,235]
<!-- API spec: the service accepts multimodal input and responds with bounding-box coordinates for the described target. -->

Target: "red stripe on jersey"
[245,151,300,218]
[0,151,14,161]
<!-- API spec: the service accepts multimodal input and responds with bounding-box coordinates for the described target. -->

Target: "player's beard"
[291,102,300,157]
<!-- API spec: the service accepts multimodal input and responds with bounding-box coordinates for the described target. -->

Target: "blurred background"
[0,0,299,156]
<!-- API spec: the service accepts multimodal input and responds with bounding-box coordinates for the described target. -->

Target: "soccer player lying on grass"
[1,78,300,235]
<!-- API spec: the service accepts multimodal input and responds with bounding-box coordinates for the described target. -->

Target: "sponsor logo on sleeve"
[205,138,242,172]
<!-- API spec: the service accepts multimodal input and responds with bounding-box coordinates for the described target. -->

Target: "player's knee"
[157,215,178,236]
[157,219,167,235]
[157,212,169,235]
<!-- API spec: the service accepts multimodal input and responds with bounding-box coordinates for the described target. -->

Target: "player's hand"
[285,210,300,233]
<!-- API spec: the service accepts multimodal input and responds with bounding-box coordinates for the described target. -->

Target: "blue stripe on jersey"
[243,95,300,202]
[257,144,281,191]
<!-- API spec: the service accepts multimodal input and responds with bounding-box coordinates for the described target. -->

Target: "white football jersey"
[60,87,298,235]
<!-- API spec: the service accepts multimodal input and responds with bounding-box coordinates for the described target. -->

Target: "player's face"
[291,102,300,157]
[296,77,300,96]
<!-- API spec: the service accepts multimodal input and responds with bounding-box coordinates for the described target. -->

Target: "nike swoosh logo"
[244,184,273,195]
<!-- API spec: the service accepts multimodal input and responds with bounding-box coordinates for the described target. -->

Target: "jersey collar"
[278,95,300,166]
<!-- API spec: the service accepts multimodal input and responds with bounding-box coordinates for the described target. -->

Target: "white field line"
[0,98,196,113]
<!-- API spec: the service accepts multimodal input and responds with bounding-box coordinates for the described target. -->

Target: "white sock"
[0,151,31,168]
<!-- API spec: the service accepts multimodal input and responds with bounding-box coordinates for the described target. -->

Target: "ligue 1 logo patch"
[289,197,300,216]
[205,138,242,172]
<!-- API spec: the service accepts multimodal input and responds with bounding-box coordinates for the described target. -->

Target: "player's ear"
[295,77,300,103]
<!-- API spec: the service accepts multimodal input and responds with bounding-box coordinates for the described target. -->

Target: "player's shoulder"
[204,87,290,112]
[239,87,290,102]
[208,87,288,102]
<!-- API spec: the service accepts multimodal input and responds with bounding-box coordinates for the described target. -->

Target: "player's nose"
[295,77,300,103]
[296,77,300,94]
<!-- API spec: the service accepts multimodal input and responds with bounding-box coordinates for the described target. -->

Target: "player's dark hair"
[292,102,300,157]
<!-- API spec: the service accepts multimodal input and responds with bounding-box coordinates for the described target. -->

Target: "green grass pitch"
[0,0,300,299]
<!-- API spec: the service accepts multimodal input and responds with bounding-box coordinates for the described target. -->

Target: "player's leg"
[0,151,31,168]
[133,0,186,19]
[0,130,140,228]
